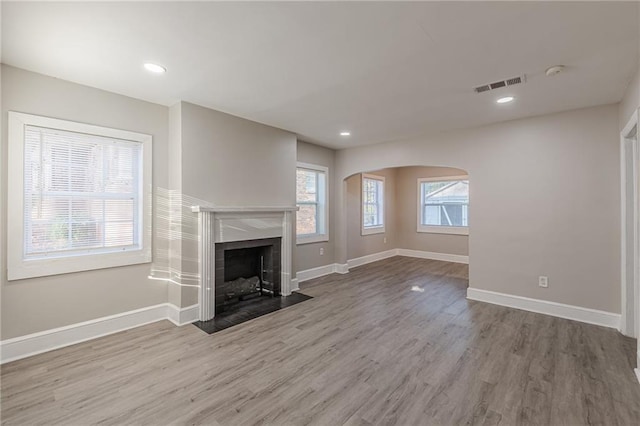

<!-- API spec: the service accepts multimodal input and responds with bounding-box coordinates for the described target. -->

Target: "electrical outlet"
[383,237,387,244]
[320,247,324,255]
[539,276,548,288]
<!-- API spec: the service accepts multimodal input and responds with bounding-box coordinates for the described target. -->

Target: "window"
[7,112,152,280]
[296,162,328,244]
[362,174,385,235]
[418,176,469,235]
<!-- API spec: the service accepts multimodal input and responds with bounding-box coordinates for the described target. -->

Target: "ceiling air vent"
[474,74,526,93]
[506,76,523,86]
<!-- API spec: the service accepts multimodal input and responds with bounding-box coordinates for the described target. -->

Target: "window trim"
[361,173,385,236]
[296,162,329,245]
[417,175,469,235]
[7,112,153,280]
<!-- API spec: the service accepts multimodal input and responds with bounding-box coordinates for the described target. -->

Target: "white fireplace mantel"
[192,206,298,213]
[192,205,297,321]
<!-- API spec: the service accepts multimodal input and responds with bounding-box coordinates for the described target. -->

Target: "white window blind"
[23,125,143,259]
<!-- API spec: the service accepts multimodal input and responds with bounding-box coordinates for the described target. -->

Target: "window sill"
[417,226,469,235]
[362,226,385,236]
[8,249,151,281]
[296,234,329,245]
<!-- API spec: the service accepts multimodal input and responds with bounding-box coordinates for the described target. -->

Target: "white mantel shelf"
[191,206,298,213]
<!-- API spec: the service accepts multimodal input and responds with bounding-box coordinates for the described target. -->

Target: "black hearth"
[214,237,281,312]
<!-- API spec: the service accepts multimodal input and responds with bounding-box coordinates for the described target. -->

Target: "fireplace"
[215,237,281,312]
[192,206,296,321]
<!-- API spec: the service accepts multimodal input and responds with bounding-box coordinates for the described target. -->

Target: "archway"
[341,165,470,284]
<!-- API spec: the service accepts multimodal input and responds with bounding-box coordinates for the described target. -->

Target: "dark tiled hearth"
[193,292,312,334]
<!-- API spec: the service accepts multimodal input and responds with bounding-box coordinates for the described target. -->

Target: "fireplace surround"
[192,206,296,321]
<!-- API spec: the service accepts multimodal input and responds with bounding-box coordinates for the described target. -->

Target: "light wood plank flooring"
[2,257,639,425]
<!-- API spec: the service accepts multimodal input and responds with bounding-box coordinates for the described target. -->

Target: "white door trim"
[620,109,639,337]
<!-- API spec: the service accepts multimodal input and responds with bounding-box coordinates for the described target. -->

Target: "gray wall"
[336,104,620,314]
[170,101,298,306]
[396,166,469,256]
[620,61,640,129]
[180,101,297,207]
[1,65,169,339]
[295,140,336,272]
[346,169,397,260]
[166,102,183,308]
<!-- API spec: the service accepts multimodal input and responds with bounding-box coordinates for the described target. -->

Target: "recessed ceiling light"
[144,63,166,74]
[340,131,351,136]
[496,96,514,104]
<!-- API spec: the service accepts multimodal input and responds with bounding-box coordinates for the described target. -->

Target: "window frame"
[7,111,153,280]
[295,162,329,245]
[361,173,385,235]
[417,175,469,235]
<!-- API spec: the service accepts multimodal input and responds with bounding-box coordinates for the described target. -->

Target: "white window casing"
[296,162,329,244]
[7,112,152,280]
[417,175,469,235]
[362,173,385,235]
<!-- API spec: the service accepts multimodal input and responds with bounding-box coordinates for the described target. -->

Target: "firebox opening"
[224,247,264,282]
[215,237,282,313]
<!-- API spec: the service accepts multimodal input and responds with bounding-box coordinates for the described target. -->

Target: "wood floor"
[2,256,639,425]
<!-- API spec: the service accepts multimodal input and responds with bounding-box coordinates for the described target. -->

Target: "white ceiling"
[2,1,639,149]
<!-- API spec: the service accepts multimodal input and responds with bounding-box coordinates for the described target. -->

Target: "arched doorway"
[341,165,470,284]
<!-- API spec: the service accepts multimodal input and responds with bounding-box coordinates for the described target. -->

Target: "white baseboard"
[397,248,469,264]
[166,304,199,327]
[290,278,300,292]
[347,249,398,269]
[467,287,621,330]
[296,249,468,283]
[296,264,339,283]
[335,263,349,274]
[295,263,350,282]
[1,303,196,364]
